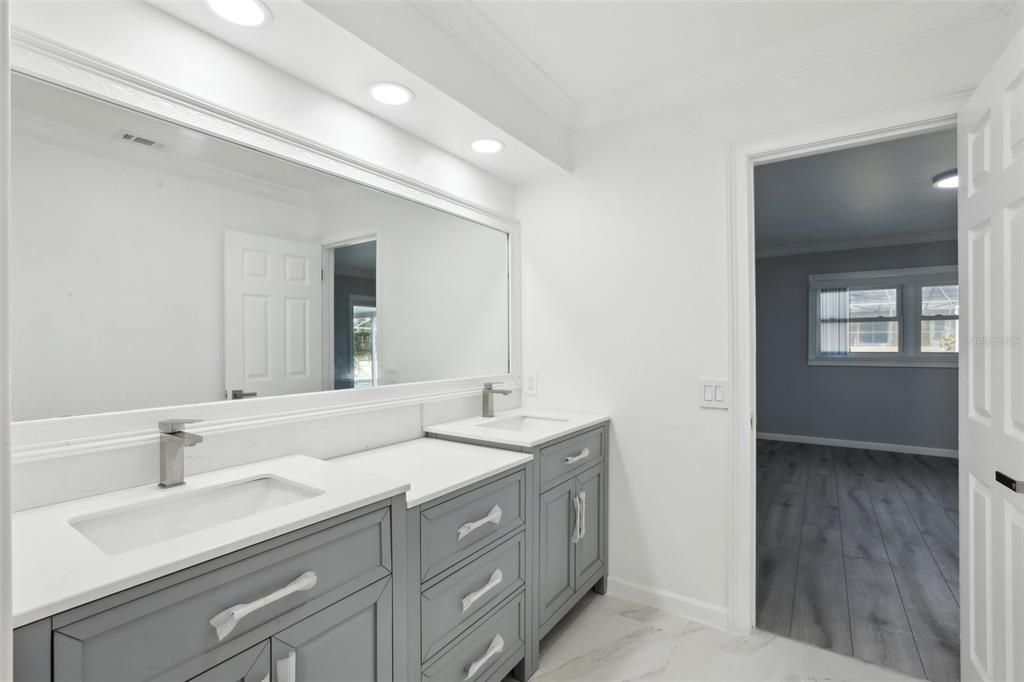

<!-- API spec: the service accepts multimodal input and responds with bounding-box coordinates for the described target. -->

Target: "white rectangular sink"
[479,415,569,431]
[70,475,323,555]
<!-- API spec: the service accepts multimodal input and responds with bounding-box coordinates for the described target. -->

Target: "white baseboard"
[756,432,958,459]
[606,576,730,630]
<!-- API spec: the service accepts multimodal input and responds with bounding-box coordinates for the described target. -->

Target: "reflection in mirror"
[11,75,510,421]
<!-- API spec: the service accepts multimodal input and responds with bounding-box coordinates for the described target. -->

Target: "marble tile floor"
[511,592,922,682]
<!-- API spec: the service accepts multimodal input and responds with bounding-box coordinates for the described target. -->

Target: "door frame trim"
[726,94,965,633]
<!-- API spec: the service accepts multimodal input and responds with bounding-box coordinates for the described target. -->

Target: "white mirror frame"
[8,30,521,462]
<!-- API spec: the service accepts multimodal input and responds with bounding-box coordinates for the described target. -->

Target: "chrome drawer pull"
[457,504,502,541]
[464,634,505,680]
[461,569,504,613]
[210,571,318,641]
[565,447,591,464]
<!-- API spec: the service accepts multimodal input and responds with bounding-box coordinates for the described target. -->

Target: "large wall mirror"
[11,74,511,421]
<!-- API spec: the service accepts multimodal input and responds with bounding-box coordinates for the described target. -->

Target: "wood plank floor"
[755,440,960,682]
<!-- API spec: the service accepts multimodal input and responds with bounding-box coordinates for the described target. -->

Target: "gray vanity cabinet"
[14,496,404,682]
[271,577,393,682]
[187,642,270,682]
[404,466,534,682]
[428,420,610,675]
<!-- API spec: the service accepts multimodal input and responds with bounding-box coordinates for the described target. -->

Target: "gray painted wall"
[755,240,958,451]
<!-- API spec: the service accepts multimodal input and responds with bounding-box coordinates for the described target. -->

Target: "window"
[808,266,958,367]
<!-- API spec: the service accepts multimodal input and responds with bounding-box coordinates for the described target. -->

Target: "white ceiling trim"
[411,1,576,126]
[755,229,957,259]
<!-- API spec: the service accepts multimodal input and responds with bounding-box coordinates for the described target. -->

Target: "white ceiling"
[315,0,1016,131]
[143,0,1016,184]
[145,0,569,185]
[754,129,958,254]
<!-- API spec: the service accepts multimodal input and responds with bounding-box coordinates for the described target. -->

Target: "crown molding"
[756,229,957,259]
[410,1,576,127]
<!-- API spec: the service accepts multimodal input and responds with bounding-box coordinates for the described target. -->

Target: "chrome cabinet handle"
[571,494,582,544]
[565,447,591,464]
[209,571,317,641]
[464,634,505,680]
[461,569,503,613]
[275,651,296,682]
[578,491,587,542]
[457,504,502,541]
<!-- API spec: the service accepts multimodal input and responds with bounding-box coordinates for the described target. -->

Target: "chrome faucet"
[482,383,512,418]
[158,419,204,488]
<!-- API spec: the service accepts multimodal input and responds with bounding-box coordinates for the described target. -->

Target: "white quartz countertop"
[12,455,408,628]
[423,408,610,448]
[331,438,533,507]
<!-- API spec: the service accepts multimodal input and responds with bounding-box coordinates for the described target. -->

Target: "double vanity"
[12,409,609,682]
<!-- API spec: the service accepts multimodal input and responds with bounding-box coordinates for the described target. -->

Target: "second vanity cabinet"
[428,420,610,664]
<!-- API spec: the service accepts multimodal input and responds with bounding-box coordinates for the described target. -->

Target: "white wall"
[11,131,320,420]
[517,13,1021,626]
[318,185,509,386]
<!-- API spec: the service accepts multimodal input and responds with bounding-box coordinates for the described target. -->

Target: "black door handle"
[996,471,1021,492]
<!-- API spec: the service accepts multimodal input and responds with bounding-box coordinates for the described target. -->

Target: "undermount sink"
[479,415,569,431]
[70,475,323,555]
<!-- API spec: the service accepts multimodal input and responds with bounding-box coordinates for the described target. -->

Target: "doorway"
[750,130,961,680]
[327,239,378,390]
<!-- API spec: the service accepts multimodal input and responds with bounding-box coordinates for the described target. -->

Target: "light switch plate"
[699,379,730,410]
[524,372,538,396]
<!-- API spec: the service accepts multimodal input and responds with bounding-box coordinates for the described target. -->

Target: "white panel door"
[958,27,1024,682]
[225,231,323,399]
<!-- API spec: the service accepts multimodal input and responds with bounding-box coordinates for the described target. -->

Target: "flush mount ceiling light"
[370,83,414,106]
[932,169,959,189]
[205,0,270,26]
[471,138,504,154]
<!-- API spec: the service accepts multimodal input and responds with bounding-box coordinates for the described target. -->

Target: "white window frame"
[808,265,959,368]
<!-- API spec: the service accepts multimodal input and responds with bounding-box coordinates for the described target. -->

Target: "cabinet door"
[574,465,605,588]
[539,478,577,625]
[271,577,392,682]
[189,642,270,682]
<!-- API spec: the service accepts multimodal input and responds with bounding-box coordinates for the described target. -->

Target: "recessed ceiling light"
[932,169,958,189]
[205,0,270,26]
[370,83,414,106]
[471,139,504,154]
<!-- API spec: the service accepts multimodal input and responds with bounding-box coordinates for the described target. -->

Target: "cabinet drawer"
[421,592,525,682]
[54,508,390,682]
[420,471,525,581]
[421,532,526,661]
[539,428,603,489]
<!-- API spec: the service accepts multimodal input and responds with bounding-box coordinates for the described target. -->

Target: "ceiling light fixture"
[205,0,270,26]
[471,139,504,154]
[370,83,414,106]
[932,169,958,189]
